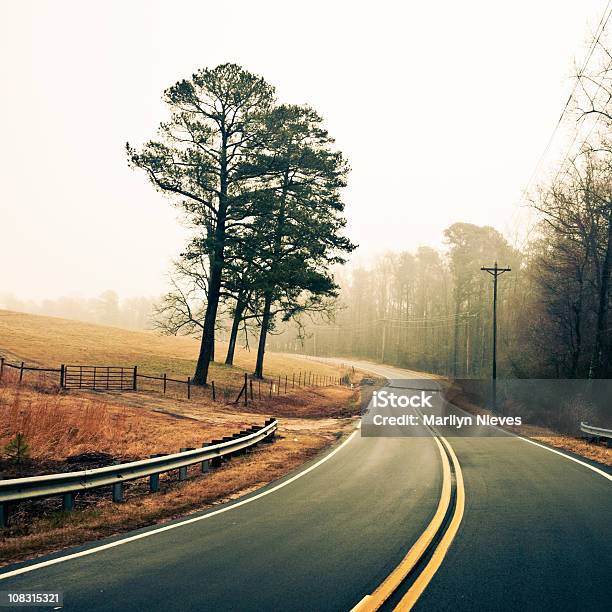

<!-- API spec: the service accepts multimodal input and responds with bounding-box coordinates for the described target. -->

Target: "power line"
[520,0,612,201]
[551,8,612,185]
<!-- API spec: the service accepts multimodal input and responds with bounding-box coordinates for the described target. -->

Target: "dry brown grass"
[0,383,254,467]
[0,375,360,565]
[0,309,344,387]
[0,309,363,565]
[0,373,360,466]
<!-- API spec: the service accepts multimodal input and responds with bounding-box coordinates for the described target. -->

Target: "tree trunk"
[590,205,612,378]
[193,254,223,384]
[193,133,228,385]
[254,292,273,378]
[253,167,290,379]
[225,298,246,365]
[452,292,460,378]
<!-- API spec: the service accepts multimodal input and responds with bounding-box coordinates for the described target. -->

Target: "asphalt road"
[1,360,611,611]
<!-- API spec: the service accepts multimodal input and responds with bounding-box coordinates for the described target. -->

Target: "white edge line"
[517,435,612,482]
[0,429,359,580]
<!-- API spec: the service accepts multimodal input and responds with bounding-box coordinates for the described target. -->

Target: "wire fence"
[0,355,351,405]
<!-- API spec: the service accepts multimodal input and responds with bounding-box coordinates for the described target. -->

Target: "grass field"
[0,309,342,386]
[0,310,366,565]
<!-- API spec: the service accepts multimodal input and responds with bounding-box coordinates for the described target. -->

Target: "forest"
[270,38,612,380]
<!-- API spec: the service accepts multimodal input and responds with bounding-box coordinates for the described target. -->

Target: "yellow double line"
[353,434,465,611]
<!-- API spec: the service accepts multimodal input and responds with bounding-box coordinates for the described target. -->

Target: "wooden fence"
[63,365,136,390]
[0,356,348,405]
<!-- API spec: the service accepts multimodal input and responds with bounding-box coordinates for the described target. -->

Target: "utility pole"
[481,261,511,412]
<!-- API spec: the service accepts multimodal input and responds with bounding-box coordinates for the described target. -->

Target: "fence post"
[187,376,191,399]
[244,373,248,406]
[292,373,295,389]
[269,381,273,397]
[258,380,261,399]
[284,375,287,394]
[277,375,281,395]
[19,362,24,384]
[250,380,254,401]
[212,381,216,401]
[0,357,4,381]
[133,365,138,391]
[0,503,6,528]
[163,373,167,394]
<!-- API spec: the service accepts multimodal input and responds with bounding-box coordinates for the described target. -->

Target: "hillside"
[0,309,363,565]
[0,309,341,384]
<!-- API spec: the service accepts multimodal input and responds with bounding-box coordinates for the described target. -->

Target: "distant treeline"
[271,165,612,380]
[0,291,155,331]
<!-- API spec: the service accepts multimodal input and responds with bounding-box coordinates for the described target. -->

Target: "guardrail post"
[62,493,74,512]
[149,454,164,492]
[179,448,194,479]
[210,441,223,467]
[133,365,138,391]
[221,437,234,459]
[263,420,276,443]
[201,444,210,473]
[112,481,124,503]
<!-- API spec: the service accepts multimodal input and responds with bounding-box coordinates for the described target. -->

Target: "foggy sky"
[0,0,607,300]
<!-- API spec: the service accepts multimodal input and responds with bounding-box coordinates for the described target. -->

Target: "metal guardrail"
[580,421,612,440]
[0,419,277,527]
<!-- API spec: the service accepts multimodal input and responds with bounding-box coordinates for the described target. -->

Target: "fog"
[0,0,607,301]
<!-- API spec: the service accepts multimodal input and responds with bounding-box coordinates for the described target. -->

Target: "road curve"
[324,358,612,611]
[1,359,611,611]
[0,382,444,611]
